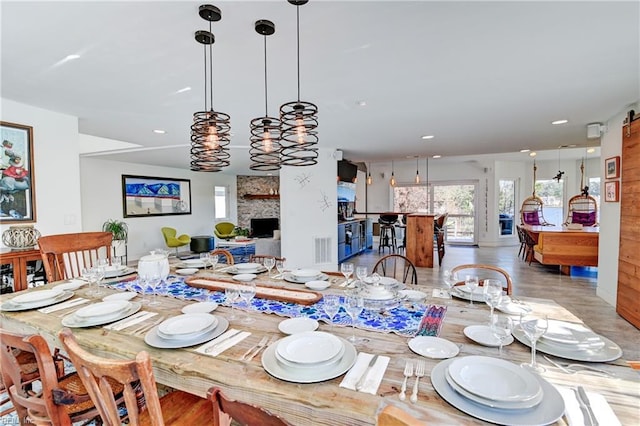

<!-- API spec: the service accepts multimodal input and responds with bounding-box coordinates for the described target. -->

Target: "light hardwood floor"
[353,243,640,363]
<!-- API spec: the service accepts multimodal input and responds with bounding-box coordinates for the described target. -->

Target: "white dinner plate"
[408,336,459,359]
[305,280,331,291]
[512,326,622,362]
[176,268,199,276]
[54,279,88,291]
[278,317,319,335]
[451,286,486,302]
[11,288,64,304]
[145,316,229,349]
[180,260,206,268]
[225,265,267,274]
[235,263,262,271]
[399,290,428,301]
[181,302,218,314]
[74,300,131,320]
[542,319,601,344]
[291,269,322,278]
[104,267,136,278]
[1,291,74,311]
[463,325,514,347]
[284,272,329,284]
[444,368,543,410]
[232,273,257,282]
[262,336,356,384]
[274,342,345,369]
[431,358,565,426]
[495,297,532,315]
[276,331,343,364]
[62,302,141,328]
[363,276,398,285]
[448,356,541,402]
[102,292,138,301]
[157,313,218,340]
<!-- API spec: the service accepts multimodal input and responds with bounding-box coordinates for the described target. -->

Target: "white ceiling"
[1,1,638,174]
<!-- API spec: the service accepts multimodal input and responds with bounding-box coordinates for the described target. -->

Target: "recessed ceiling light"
[357,100,367,107]
[153,129,166,134]
[432,155,441,159]
[520,149,530,153]
[587,148,596,153]
[529,152,537,157]
[176,86,191,94]
[421,135,434,140]
[65,54,81,61]
[552,119,568,125]
[568,144,577,148]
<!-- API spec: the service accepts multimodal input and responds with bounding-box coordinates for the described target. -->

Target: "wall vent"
[313,236,332,264]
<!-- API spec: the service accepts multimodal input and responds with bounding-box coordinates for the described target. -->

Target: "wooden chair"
[520,196,553,226]
[207,387,291,426]
[37,232,112,282]
[373,254,418,285]
[58,328,211,426]
[564,194,598,226]
[0,329,103,426]
[516,225,527,259]
[377,405,426,426]
[210,249,234,265]
[450,264,512,295]
[248,254,286,264]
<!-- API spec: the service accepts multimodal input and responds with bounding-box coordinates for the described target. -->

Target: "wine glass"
[344,296,368,344]
[322,294,340,330]
[356,266,368,285]
[519,313,549,373]
[137,273,151,305]
[483,279,503,323]
[275,259,285,279]
[442,270,456,299]
[111,256,122,270]
[209,254,219,271]
[491,315,513,356]
[464,275,479,306]
[225,287,240,320]
[340,262,354,286]
[81,267,97,296]
[93,261,107,297]
[200,252,211,270]
[263,257,275,278]
[238,281,256,324]
[147,265,162,306]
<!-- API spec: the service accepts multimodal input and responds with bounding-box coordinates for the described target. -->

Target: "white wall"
[280,149,338,271]
[80,157,237,262]
[0,98,83,245]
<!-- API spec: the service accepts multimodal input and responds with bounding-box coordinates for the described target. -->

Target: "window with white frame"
[214,186,229,220]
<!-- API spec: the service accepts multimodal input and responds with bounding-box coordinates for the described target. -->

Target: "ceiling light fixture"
[366,163,373,185]
[552,119,568,125]
[414,157,420,184]
[279,0,318,167]
[176,87,192,93]
[249,19,281,171]
[520,149,530,153]
[421,135,434,140]
[190,4,231,172]
[389,160,396,187]
[153,129,166,134]
[529,152,537,157]
[432,155,441,159]
[587,147,595,154]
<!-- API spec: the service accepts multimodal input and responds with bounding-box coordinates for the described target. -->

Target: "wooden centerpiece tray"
[184,277,323,305]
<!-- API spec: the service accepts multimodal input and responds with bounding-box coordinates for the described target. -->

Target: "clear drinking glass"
[483,279,503,323]
[200,252,211,270]
[356,266,368,285]
[263,257,275,278]
[93,261,107,297]
[225,287,240,320]
[464,275,479,306]
[340,262,354,286]
[322,294,340,330]
[209,254,219,271]
[519,313,549,372]
[81,267,97,296]
[111,256,122,269]
[443,270,456,299]
[344,296,368,344]
[138,273,150,305]
[147,263,162,306]
[275,260,285,279]
[491,315,513,356]
[239,282,256,324]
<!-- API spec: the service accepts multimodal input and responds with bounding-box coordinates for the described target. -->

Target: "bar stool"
[378,214,398,254]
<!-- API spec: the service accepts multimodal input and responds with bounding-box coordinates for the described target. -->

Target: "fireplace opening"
[250,218,279,238]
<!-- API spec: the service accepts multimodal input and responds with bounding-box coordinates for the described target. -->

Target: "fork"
[240,336,268,361]
[398,361,413,401]
[410,361,425,403]
[543,355,614,377]
[133,316,165,335]
[247,335,277,361]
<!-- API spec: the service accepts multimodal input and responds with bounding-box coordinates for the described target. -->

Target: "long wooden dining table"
[1,266,638,425]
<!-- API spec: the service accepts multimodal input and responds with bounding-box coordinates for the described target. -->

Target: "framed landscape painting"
[122,175,191,218]
[0,121,36,223]
[605,156,620,179]
[604,180,619,202]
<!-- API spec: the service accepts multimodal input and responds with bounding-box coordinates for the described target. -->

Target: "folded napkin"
[556,386,621,426]
[38,298,88,314]
[416,305,447,337]
[196,329,251,357]
[339,352,390,395]
[104,311,156,331]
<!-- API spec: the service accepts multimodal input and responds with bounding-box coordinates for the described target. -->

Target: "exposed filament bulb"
[295,117,306,144]
[205,124,219,150]
[263,130,273,153]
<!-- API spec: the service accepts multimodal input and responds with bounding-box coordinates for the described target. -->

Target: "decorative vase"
[2,225,41,250]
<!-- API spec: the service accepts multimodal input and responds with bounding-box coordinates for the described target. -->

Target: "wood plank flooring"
[353,243,640,363]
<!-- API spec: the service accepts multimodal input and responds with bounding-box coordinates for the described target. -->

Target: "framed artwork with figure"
[604,180,619,202]
[0,121,36,223]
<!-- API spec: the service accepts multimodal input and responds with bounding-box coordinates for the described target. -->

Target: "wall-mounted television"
[250,218,279,238]
[337,181,356,202]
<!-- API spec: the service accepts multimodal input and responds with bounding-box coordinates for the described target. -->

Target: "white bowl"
[235,263,262,271]
[176,268,198,276]
[233,274,257,282]
[305,280,331,291]
[278,317,319,335]
[292,269,321,278]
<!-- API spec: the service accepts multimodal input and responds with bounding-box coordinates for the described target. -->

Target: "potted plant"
[102,219,128,260]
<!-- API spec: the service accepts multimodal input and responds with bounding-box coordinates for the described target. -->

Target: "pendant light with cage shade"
[190,4,231,172]
[249,20,281,171]
[279,0,318,167]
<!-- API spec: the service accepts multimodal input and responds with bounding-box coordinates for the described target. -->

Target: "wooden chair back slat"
[377,405,426,426]
[38,232,112,282]
[210,249,234,265]
[207,387,291,426]
[373,254,418,285]
[450,264,513,295]
[249,255,286,264]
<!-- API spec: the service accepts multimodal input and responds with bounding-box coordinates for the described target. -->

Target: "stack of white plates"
[181,259,206,268]
[61,300,141,327]
[103,265,134,278]
[284,269,328,283]
[144,313,228,349]
[451,285,486,302]
[226,263,267,274]
[431,356,565,425]
[262,331,357,383]
[2,288,74,311]
[513,319,622,362]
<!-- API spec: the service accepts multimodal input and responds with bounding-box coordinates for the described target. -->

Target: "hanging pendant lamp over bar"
[280,0,319,167]
[415,157,420,184]
[389,160,396,187]
[367,163,373,185]
[250,19,281,171]
[190,4,231,172]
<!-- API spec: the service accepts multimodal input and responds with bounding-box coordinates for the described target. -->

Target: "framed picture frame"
[604,180,620,202]
[0,121,36,223]
[605,156,620,179]
[122,175,191,218]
